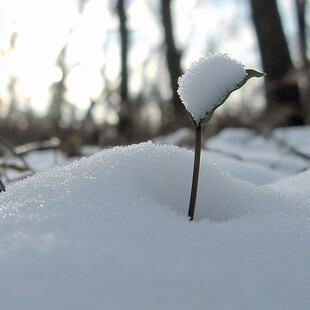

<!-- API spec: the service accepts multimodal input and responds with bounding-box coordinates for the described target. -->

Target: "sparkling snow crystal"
[178,53,246,124]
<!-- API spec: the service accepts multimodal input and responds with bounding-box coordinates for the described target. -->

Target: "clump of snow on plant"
[178,53,246,123]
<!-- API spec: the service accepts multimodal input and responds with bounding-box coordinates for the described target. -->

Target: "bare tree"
[116,0,132,141]
[49,45,68,129]
[295,0,308,67]
[295,0,310,123]
[160,0,185,118]
[250,0,304,126]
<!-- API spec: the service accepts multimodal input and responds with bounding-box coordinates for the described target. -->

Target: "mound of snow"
[0,142,309,309]
[269,169,310,201]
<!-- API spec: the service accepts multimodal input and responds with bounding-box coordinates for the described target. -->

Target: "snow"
[206,127,310,176]
[177,53,246,124]
[270,170,310,200]
[0,131,309,309]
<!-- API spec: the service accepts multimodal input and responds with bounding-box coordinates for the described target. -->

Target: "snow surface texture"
[178,53,246,124]
[206,126,310,182]
[0,141,309,310]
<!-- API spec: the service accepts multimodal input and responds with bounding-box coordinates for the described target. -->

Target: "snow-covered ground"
[0,126,309,310]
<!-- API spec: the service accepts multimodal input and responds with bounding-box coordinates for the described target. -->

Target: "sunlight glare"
[66,65,103,110]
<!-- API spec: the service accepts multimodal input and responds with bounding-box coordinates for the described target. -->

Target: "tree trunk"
[295,0,310,123]
[50,46,68,130]
[160,0,185,118]
[295,0,308,66]
[250,0,304,126]
[116,0,132,141]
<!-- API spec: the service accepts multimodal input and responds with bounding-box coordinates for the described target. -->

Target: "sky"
[0,0,300,121]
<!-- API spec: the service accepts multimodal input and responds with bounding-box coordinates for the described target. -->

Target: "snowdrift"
[0,142,309,309]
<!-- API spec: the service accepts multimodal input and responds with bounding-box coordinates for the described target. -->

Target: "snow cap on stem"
[178,53,247,126]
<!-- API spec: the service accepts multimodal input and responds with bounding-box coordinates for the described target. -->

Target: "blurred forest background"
[0,0,309,154]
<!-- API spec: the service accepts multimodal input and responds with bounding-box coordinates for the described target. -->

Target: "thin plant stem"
[0,178,5,193]
[188,124,202,221]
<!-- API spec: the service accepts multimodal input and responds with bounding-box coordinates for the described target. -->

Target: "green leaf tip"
[234,69,266,90]
[246,68,266,79]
